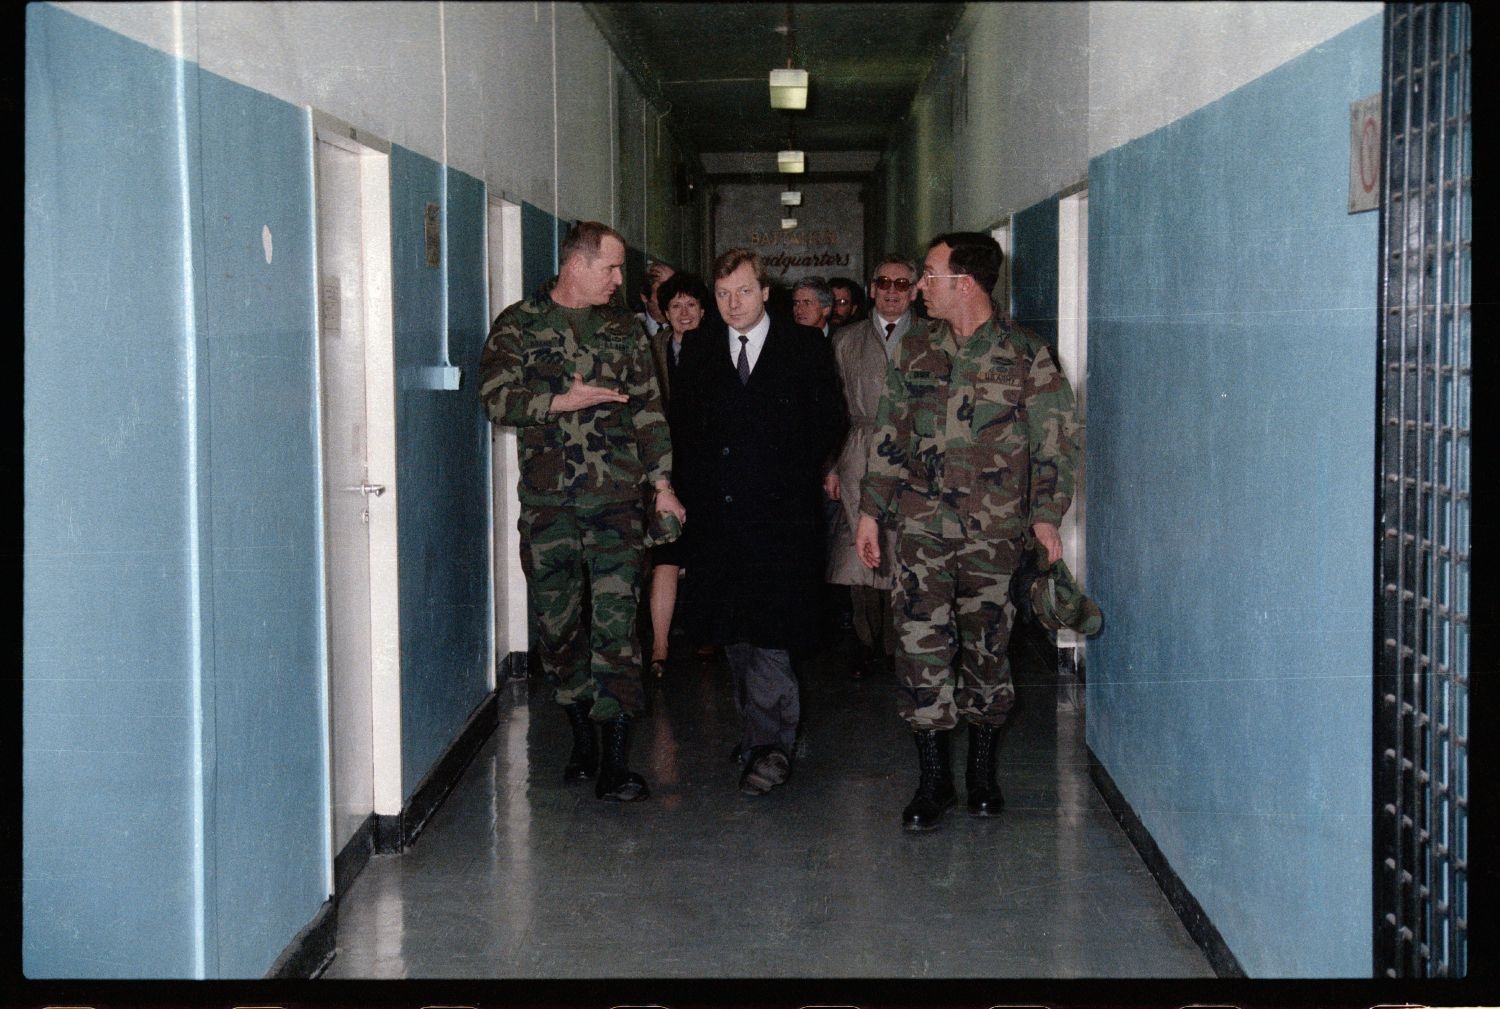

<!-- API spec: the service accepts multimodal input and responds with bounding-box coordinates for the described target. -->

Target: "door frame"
[311,109,402,882]
[1056,189,1088,675]
[486,195,527,680]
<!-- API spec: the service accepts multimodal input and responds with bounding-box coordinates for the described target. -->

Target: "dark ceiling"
[585,2,965,167]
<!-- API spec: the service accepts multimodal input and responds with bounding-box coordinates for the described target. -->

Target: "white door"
[487,197,528,675]
[314,115,401,865]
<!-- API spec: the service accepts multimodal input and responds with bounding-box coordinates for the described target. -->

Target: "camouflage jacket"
[479,284,672,508]
[859,314,1080,539]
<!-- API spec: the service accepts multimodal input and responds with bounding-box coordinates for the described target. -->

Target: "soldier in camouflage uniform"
[480,221,685,803]
[856,231,1080,830]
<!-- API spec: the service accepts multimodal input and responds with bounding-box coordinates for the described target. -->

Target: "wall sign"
[715,181,864,284]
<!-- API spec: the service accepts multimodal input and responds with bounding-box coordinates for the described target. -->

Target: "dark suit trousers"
[725,643,799,759]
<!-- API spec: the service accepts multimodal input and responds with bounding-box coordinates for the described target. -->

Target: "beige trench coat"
[825,315,909,587]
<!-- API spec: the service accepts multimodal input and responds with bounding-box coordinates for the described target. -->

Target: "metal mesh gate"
[1374,1,1471,979]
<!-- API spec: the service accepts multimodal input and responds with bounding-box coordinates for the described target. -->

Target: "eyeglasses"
[833,297,853,305]
[872,276,914,291]
[919,271,969,283]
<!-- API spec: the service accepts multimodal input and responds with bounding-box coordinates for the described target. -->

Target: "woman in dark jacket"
[645,271,713,676]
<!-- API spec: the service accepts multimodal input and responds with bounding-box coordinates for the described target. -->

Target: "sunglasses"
[873,276,914,291]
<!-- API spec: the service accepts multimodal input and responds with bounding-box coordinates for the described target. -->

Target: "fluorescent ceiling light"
[769,68,809,109]
[781,217,798,230]
[780,190,802,206]
[777,150,805,174]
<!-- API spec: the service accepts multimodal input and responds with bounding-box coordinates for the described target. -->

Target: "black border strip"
[1088,746,1247,978]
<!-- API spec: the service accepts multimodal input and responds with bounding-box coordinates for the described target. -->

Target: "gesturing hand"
[549,372,629,413]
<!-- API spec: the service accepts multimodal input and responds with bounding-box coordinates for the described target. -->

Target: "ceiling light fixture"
[769,68,808,110]
[768,4,808,110]
[777,150,805,174]
[781,217,798,230]
[780,190,802,206]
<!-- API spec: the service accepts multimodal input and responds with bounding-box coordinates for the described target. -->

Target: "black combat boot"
[966,722,1005,816]
[563,699,598,783]
[596,714,651,802]
[901,729,956,830]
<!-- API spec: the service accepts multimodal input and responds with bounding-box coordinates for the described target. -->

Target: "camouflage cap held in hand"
[1009,546,1102,636]
[1031,557,1102,635]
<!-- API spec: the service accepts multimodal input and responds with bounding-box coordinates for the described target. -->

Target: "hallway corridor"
[322,628,1214,979]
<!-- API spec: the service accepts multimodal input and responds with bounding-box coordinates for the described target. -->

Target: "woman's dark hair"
[655,271,711,317]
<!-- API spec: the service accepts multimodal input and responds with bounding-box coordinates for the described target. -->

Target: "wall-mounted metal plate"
[425,202,442,266]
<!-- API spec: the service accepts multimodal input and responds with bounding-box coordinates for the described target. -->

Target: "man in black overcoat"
[673,248,846,795]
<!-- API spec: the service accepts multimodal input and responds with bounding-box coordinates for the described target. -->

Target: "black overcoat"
[673,313,846,653]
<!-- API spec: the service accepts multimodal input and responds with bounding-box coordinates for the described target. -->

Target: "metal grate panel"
[1374,2,1471,979]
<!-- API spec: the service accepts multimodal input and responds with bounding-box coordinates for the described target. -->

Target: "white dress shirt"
[639,312,664,338]
[874,311,909,356]
[727,311,772,375]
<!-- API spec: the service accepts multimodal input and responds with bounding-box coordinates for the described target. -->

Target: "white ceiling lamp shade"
[768,68,809,110]
[777,149,805,174]
[780,190,802,206]
[780,217,798,230]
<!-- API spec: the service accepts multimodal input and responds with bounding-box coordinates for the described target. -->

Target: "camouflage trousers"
[517,499,645,720]
[891,527,1024,730]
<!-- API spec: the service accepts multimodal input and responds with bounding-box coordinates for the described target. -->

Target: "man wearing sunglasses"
[824,255,921,681]
[855,232,1080,831]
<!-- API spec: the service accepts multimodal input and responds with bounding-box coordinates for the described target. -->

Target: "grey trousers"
[725,643,800,758]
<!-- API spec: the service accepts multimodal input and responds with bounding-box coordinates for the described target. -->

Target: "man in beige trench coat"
[823,253,922,678]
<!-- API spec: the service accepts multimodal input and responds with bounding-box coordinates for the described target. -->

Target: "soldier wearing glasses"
[855,232,1080,831]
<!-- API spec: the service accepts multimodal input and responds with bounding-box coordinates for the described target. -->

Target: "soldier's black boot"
[563,700,598,783]
[966,722,1005,816]
[901,729,956,830]
[596,714,651,802]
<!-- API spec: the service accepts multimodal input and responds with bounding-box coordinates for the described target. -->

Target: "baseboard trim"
[500,649,529,680]
[1087,746,1246,978]
[277,690,503,977]
[373,689,500,854]
[332,811,376,899]
[264,897,336,979]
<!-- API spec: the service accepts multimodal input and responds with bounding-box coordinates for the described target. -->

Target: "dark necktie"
[884,322,896,339]
[736,334,750,384]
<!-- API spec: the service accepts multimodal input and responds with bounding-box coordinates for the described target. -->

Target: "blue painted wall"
[196,69,326,977]
[25,3,504,978]
[24,5,204,976]
[1011,194,1060,345]
[521,200,562,297]
[25,5,328,977]
[390,149,494,799]
[1086,16,1382,976]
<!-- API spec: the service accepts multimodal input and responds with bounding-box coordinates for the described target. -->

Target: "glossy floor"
[322,625,1214,979]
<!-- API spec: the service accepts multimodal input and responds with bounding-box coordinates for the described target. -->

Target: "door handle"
[343,481,387,497]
